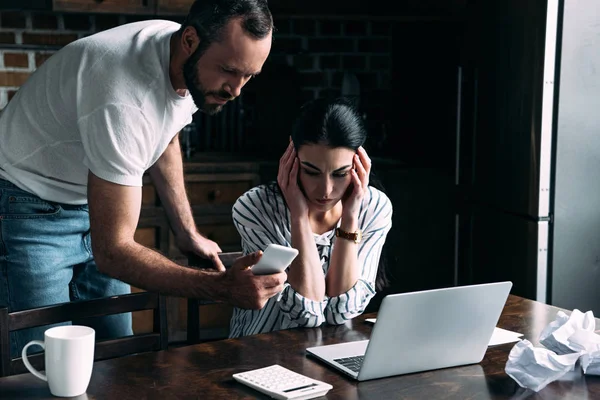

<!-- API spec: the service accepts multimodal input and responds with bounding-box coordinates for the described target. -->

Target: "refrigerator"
[454,0,600,314]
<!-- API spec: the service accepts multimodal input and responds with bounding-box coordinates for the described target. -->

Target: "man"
[0,0,286,357]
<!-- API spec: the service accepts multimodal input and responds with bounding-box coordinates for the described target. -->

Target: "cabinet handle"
[94,0,104,3]
[455,65,463,187]
[208,189,222,201]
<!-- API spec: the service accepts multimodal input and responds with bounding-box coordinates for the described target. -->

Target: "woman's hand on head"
[278,141,309,219]
[342,146,371,221]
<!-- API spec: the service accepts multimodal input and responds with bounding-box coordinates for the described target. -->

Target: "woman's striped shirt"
[229,181,393,338]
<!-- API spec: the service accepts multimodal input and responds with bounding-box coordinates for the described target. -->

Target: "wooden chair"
[0,291,167,377]
[186,252,242,344]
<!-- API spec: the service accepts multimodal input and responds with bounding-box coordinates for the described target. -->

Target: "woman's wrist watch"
[335,227,362,244]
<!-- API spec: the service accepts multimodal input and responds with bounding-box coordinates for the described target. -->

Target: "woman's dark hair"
[291,97,366,151]
[179,0,273,58]
[290,97,390,291]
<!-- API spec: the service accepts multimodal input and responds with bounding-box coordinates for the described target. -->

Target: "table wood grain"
[1,295,599,399]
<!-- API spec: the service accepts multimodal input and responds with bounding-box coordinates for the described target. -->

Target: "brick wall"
[0,11,393,155]
[0,11,392,107]
[0,11,146,109]
[270,18,391,104]
[248,17,393,156]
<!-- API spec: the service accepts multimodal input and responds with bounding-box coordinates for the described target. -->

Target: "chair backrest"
[0,291,167,377]
[186,252,242,344]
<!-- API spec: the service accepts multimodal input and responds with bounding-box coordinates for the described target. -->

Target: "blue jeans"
[0,178,132,358]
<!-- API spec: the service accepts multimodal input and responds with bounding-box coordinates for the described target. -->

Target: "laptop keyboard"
[333,355,364,373]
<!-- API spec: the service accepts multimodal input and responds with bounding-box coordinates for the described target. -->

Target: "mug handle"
[21,340,47,381]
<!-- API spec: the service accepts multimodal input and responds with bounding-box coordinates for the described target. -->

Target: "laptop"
[306,281,512,381]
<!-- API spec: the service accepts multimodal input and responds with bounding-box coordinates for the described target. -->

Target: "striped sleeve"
[324,187,393,325]
[232,185,288,253]
[232,185,327,326]
[278,286,328,328]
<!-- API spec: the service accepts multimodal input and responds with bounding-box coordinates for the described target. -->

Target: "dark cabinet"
[155,0,192,16]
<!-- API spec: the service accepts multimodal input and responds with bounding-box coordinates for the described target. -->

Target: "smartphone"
[251,244,299,275]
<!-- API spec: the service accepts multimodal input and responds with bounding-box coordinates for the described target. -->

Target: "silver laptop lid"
[357,281,512,381]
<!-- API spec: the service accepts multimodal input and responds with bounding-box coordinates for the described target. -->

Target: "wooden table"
[1,295,599,399]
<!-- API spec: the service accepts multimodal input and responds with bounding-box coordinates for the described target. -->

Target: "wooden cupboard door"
[168,224,241,257]
[131,226,159,334]
[186,180,254,206]
[156,0,194,15]
[142,184,156,206]
[134,227,156,248]
[200,224,241,246]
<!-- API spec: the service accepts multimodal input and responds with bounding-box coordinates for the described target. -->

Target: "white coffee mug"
[21,325,95,397]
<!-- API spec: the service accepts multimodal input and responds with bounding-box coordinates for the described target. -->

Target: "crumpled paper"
[505,309,600,392]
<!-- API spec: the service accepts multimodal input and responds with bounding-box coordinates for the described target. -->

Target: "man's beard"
[183,50,232,116]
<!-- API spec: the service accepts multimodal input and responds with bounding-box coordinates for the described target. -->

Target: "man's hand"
[176,231,225,271]
[219,252,287,309]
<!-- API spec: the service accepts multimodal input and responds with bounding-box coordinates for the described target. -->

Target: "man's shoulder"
[73,20,182,113]
[79,19,179,46]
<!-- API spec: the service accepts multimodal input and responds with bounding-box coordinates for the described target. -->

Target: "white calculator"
[232,364,332,400]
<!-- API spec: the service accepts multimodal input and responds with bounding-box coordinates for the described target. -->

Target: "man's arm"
[87,171,286,308]
[147,133,224,270]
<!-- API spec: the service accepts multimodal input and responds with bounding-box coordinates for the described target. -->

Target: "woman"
[229,97,393,337]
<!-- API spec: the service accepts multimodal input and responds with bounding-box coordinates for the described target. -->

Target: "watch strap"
[335,227,362,243]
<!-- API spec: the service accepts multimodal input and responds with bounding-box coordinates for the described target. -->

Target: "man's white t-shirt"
[0,20,197,205]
